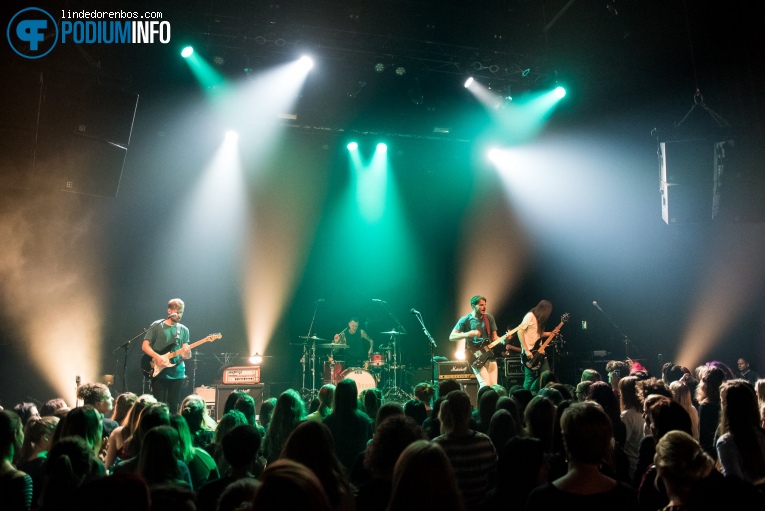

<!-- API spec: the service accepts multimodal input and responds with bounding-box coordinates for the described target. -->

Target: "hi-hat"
[317,343,349,349]
[298,335,326,341]
[380,330,406,335]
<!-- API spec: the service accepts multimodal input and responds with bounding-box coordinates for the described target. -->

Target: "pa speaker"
[660,139,715,224]
[215,384,265,421]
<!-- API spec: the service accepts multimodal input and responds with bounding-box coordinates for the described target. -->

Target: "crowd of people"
[2,356,765,511]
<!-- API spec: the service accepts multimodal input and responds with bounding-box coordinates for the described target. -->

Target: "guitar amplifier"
[504,356,523,376]
[222,366,260,384]
[437,360,476,380]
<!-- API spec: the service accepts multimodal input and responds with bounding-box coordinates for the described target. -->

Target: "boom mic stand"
[412,309,438,386]
[592,301,641,359]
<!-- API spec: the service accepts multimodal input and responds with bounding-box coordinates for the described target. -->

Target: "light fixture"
[395,66,406,76]
[248,353,263,365]
[181,46,194,58]
[374,63,385,73]
[464,76,474,88]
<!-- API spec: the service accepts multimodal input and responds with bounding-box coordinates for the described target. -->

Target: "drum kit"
[294,330,411,401]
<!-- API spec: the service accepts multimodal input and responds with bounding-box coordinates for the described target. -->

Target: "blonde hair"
[669,381,699,440]
[654,430,714,486]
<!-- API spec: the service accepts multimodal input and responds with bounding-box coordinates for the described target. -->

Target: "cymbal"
[380,330,406,335]
[317,343,349,349]
[298,335,326,341]
[377,345,392,351]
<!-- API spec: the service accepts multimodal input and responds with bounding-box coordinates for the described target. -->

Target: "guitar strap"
[482,314,491,340]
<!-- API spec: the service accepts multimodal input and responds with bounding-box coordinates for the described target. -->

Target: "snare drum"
[339,367,377,395]
[369,353,384,367]
[322,361,344,384]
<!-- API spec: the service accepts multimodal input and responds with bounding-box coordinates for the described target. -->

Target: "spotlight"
[455,349,466,361]
[522,68,531,77]
[225,130,239,141]
[181,46,194,58]
[464,76,474,88]
[299,56,314,70]
[374,63,385,73]
[347,142,359,151]
[377,143,387,152]
[248,353,263,365]
[487,148,501,162]
[395,66,406,76]
[554,86,567,98]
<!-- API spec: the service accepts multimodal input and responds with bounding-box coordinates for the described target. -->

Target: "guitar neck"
[535,321,564,352]
[166,335,218,359]
[483,324,522,349]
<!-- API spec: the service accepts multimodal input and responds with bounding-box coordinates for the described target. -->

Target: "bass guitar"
[520,313,569,371]
[470,325,522,369]
[141,333,222,378]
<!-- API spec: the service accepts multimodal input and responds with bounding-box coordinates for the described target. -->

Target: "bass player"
[449,295,500,388]
[517,299,554,392]
[142,298,190,413]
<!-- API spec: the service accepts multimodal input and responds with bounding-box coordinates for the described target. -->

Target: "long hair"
[137,425,184,487]
[253,459,332,511]
[719,379,765,479]
[169,414,195,465]
[120,395,158,457]
[333,379,360,416]
[530,300,552,336]
[263,389,306,463]
[20,415,59,461]
[52,406,103,457]
[281,420,352,508]
[670,380,699,439]
[111,392,137,423]
[386,440,465,511]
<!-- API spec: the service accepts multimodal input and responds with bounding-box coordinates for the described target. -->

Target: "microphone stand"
[412,310,438,386]
[592,302,640,359]
[301,300,323,403]
[112,318,167,393]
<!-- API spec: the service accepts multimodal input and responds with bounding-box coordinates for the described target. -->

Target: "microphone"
[167,312,179,319]
[592,301,604,312]
[410,308,420,315]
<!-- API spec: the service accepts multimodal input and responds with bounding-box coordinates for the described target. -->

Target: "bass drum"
[339,367,377,395]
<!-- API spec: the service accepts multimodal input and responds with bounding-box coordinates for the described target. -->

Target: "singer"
[333,317,374,368]
[141,298,190,413]
[449,295,499,388]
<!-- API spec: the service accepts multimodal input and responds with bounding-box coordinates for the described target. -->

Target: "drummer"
[333,317,374,368]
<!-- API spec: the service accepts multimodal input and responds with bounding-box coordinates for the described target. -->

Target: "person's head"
[477,389,500,427]
[54,405,103,456]
[439,390,473,434]
[488,409,517,452]
[388,440,464,511]
[497,436,548,496]
[413,382,435,407]
[40,398,70,418]
[259,397,277,429]
[218,479,260,511]
[663,364,688,385]
[43,436,98,505]
[364,415,426,478]
[213,410,248,444]
[738,358,751,372]
[580,369,602,383]
[537,387,564,406]
[136,402,171,441]
[719,379,760,435]
[530,300,553,328]
[222,424,261,470]
[403,400,427,426]
[363,387,384,420]
[167,298,185,323]
[20,415,59,460]
[647,397,692,440]
[437,379,461,399]
[524,395,556,453]
[138,425,182,486]
[272,389,306,425]
[317,384,335,413]
[0,410,24,461]
[637,377,673,404]
[179,394,207,432]
[619,375,642,411]
[575,380,592,402]
[12,402,40,427]
[252,459,332,511]
[696,365,726,404]
[348,317,360,334]
[654,430,714,497]
[168,414,194,464]
[334,378,359,415]
[234,394,257,426]
[111,392,137,423]
[539,370,559,388]
[376,402,405,429]
[470,295,487,316]
[669,381,694,409]
[223,391,248,416]
[77,383,114,416]
[587,381,620,418]
[560,401,613,464]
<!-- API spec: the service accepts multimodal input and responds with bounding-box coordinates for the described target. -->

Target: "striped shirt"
[434,431,497,511]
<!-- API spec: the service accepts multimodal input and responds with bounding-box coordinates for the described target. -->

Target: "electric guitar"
[520,313,569,371]
[470,325,523,369]
[141,333,222,378]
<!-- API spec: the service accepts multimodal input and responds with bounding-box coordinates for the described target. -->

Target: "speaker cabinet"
[215,384,265,421]
[660,139,716,224]
[462,380,479,408]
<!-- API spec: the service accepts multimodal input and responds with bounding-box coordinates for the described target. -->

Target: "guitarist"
[517,300,554,392]
[449,295,499,388]
[141,298,191,413]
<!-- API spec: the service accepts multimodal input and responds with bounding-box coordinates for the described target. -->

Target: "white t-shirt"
[519,311,540,354]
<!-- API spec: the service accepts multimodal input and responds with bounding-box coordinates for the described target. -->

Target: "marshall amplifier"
[222,366,261,384]
[437,360,476,380]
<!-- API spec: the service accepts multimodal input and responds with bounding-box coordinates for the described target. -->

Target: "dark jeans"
[151,377,185,413]
[522,356,550,392]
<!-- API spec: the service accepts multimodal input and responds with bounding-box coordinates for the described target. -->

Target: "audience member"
[434,390,497,511]
[525,402,638,510]
[262,389,306,464]
[306,384,335,422]
[18,415,59,506]
[39,436,101,510]
[524,395,556,454]
[0,410,33,511]
[669,380,699,439]
[487,409,517,452]
[180,394,215,448]
[361,388,384,427]
[618,375,645,480]
[695,365,725,459]
[76,382,118,437]
[104,394,156,471]
[137,425,192,488]
[654,430,715,510]
[716,379,765,483]
[386,440,465,511]
[252,459,332,511]
[39,398,69,418]
[207,410,247,476]
[111,392,137,425]
[323,378,373,474]
[738,357,760,385]
[475,388,499,434]
[170,413,219,489]
[580,368,602,383]
[487,436,548,510]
